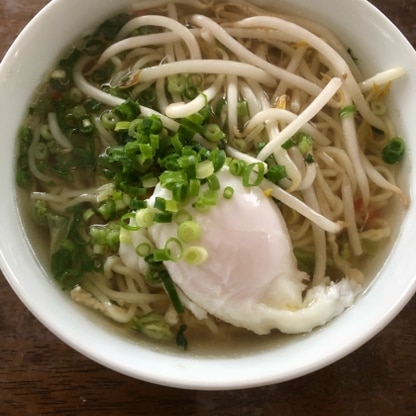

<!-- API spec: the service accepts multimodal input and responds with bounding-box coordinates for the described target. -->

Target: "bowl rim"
[0,0,416,390]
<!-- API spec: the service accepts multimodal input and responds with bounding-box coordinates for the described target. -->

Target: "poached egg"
[119,168,359,335]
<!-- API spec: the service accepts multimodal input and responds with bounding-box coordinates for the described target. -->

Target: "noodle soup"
[15,0,407,352]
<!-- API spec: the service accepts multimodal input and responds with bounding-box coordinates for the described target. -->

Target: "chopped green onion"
[165,199,179,213]
[382,136,405,164]
[79,117,94,134]
[144,263,163,285]
[223,186,234,199]
[114,120,131,131]
[138,88,157,106]
[159,270,184,313]
[178,154,198,169]
[83,38,105,56]
[97,198,116,220]
[91,65,113,84]
[175,324,188,350]
[237,100,248,117]
[136,242,152,257]
[183,246,208,265]
[207,174,220,191]
[164,237,183,261]
[72,105,86,119]
[141,173,158,188]
[16,169,32,189]
[130,313,173,341]
[139,143,154,160]
[172,181,188,202]
[143,115,163,134]
[112,99,140,121]
[153,248,170,262]
[154,197,166,211]
[170,134,183,153]
[130,198,147,210]
[68,87,83,103]
[82,208,95,223]
[187,111,206,125]
[214,98,227,117]
[297,133,313,155]
[304,153,315,164]
[50,68,68,84]
[40,124,53,140]
[127,118,143,137]
[167,75,187,95]
[187,74,202,88]
[265,164,287,184]
[282,132,314,153]
[159,170,187,190]
[183,85,199,100]
[339,105,357,118]
[371,100,387,116]
[242,162,265,186]
[229,159,246,176]
[174,209,193,224]
[153,211,173,223]
[120,212,140,231]
[34,142,48,160]
[135,207,154,228]
[188,178,200,197]
[177,220,202,243]
[84,99,104,114]
[197,189,218,207]
[196,159,214,179]
[209,149,227,172]
[232,139,248,153]
[281,137,297,150]
[204,123,225,143]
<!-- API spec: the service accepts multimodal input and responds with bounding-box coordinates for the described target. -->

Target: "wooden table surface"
[1,1,415,415]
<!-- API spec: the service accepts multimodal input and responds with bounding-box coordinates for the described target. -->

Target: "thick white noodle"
[74,57,125,107]
[93,116,118,147]
[135,59,277,88]
[342,177,363,256]
[114,15,202,60]
[238,81,262,117]
[47,112,73,150]
[96,30,201,67]
[302,186,327,285]
[155,77,169,113]
[227,74,239,139]
[340,92,370,206]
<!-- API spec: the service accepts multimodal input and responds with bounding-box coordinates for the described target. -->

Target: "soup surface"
[16,0,407,350]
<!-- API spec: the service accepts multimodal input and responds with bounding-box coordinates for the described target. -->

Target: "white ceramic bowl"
[1,0,415,390]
